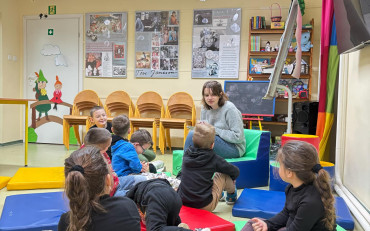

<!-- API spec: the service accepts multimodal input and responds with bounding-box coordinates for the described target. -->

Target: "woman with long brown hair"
[184,80,245,159]
[58,146,140,231]
[242,140,336,231]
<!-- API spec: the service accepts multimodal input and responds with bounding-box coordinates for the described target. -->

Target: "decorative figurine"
[265,41,271,52]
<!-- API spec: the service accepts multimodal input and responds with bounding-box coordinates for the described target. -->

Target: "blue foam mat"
[232,188,354,230]
[0,192,68,231]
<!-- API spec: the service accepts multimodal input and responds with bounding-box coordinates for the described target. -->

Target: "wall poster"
[85,12,128,78]
[192,8,241,78]
[135,10,179,78]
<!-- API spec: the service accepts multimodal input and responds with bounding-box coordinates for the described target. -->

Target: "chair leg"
[183,123,189,147]
[63,119,70,150]
[73,125,81,146]
[152,121,157,153]
[165,128,171,151]
[159,122,165,154]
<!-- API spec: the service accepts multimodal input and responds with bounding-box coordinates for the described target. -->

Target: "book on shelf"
[250,16,266,29]
[250,36,261,51]
[249,58,270,74]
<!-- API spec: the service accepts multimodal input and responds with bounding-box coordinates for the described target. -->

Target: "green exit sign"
[48,5,56,15]
[48,29,54,35]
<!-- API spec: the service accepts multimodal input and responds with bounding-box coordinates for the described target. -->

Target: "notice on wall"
[192,8,241,78]
[85,13,128,78]
[135,11,179,78]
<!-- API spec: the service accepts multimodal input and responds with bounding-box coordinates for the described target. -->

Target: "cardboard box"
[271,21,285,29]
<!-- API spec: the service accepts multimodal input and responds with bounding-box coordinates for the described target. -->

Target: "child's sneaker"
[226,186,237,205]
[219,191,226,202]
[194,228,211,231]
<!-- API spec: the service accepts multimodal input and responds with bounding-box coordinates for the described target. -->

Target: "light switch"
[13,56,17,61]
[8,55,12,60]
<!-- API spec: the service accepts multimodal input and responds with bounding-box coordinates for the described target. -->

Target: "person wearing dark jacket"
[126,178,193,231]
[58,146,140,231]
[177,122,240,212]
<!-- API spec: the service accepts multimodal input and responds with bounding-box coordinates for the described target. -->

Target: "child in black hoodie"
[177,122,240,212]
[127,178,200,231]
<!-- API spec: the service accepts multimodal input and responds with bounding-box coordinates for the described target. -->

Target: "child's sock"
[226,186,238,205]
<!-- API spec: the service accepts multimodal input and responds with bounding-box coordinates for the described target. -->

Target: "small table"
[0,98,36,166]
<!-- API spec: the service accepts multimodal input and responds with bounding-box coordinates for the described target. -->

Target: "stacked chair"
[63,90,102,149]
[130,91,165,152]
[104,90,135,138]
[104,90,135,118]
[159,92,196,154]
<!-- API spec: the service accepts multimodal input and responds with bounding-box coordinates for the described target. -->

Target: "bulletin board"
[135,10,180,78]
[85,12,128,78]
[192,8,241,78]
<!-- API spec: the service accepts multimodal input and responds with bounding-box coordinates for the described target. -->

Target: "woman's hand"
[251,218,268,231]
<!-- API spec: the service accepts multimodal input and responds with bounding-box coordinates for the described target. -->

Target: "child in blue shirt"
[111,115,151,176]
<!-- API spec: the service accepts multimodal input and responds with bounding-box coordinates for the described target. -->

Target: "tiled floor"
[0,143,364,230]
[0,143,246,224]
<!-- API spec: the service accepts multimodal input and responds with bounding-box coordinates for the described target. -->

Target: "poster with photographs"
[85,12,128,78]
[135,10,179,78]
[192,8,241,78]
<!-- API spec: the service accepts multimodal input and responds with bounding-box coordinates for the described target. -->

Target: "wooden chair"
[159,92,196,154]
[104,90,135,138]
[104,90,135,118]
[63,90,102,150]
[130,91,165,152]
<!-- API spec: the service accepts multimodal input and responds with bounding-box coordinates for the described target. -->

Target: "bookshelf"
[247,19,314,101]
[247,19,314,133]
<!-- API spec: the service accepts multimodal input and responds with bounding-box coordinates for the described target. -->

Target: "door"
[24,15,82,144]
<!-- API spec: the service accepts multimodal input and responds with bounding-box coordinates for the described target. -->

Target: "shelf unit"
[247,19,314,100]
[247,19,314,130]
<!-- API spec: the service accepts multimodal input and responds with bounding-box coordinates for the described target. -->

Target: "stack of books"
[250,16,266,29]
[250,36,261,51]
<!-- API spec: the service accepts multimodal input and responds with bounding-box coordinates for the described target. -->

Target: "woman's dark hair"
[201,80,229,110]
[276,141,335,230]
[64,146,109,231]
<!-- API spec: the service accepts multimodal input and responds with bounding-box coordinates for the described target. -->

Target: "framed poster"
[135,11,179,78]
[85,12,128,78]
[192,8,241,78]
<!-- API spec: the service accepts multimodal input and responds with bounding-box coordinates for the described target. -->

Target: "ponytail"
[65,171,91,231]
[277,140,336,230]
[313,168,336,230]
[64,147,108,231]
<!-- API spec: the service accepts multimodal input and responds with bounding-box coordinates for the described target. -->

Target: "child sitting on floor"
[89,106,112,132]
[242,140,336,231]
[58,146,140,231]
[177,122,240,212]
[127,178,210,231]
[89,105,114,159]
[111,115,154,177]
[83,128,119,196]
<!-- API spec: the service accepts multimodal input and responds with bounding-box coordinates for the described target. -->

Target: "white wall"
[340,45,370,210]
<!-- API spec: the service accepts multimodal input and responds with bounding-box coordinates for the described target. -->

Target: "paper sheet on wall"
[192,8,241,78]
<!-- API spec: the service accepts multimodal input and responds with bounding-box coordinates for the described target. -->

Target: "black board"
[224,81,276,116]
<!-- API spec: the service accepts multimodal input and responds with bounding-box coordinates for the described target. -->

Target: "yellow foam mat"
[0,176,11,189]
[7,167,65,190]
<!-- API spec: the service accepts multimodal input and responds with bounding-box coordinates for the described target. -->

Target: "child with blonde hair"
[178,122,240,211]
[243,140,336,231]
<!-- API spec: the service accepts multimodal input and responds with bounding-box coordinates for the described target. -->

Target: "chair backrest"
[166,92,196,125]
[104,90,134,117]
[73,90,101,116]
[135,91,164,118]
